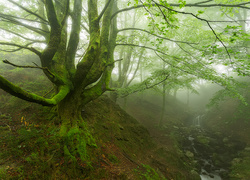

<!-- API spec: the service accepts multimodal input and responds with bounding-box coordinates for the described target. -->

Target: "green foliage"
[117,68,169,97]
[234,94,250,121]
[230,149,250,179]
[178,0,186,8]
[134,164,165,180]
[108,154,119,164]
[0,119,62,179]
[208,79,249,108]
[0,168,8,180]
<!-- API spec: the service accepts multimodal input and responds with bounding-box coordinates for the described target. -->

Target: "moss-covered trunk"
[57,92,96,170]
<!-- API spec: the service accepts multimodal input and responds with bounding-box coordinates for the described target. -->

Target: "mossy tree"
[0,0,249,166]
[0,0,119,164]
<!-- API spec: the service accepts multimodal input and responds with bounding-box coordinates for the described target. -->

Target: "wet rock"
[173,125,179,129]
[223,137,229,143]
[190,169,200,180]
[185,151,194,158]
[231,158,242,165]
[209,174,214,178]
[196,135,210,146]
[244,147,250,151]
[203,164,212,173]
[178,123,246,179]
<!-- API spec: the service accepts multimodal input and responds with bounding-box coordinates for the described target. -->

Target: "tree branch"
[81,24,89,33]
[180,2,250,9]
[0,75,70,106]
[154,51,195,75]
[0,27,46,43]
[112,2,250,19]
[118,28,198,45]
[98,0,112,21]
[116,43,217,81]
[194,0,213,5]
[7,0,48,23]
[116,43,178,59]
[2,60,55,78]
[121,75,170,98]
[66,0,82,76]
[0,13,49,36]
[0,16,48,36]
[0,42,42,56]
[144,2,233,62]
[45,0,61,30]
[0,14,48,25]
[61,0,70,26]
[41,0,62,69]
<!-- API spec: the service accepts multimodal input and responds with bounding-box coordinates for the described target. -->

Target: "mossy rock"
[229,150,250,179]
[196,135,210,146]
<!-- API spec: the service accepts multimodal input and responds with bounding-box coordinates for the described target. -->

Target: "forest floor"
[1,93,250,179]
[0,94,198,179]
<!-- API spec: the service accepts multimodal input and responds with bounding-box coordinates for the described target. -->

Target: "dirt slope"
[84,95,199,179]
[0,94,199,179]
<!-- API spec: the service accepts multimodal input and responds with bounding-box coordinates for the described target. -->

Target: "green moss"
[62,121,97,165]
[63,127,86,162]
[108,154,119,164]
[64,145,77,162]
[134,164,165,180]
[196,135,210,146]
[230,149,250,179]
[0,75,71,106]
[0,168,9,180]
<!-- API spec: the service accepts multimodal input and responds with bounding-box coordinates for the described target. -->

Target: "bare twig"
[0,42,42,56]
[2,59,55,78]
[114,58,123,63]
[112,2,250,19]
[0,27,46,43]
[118,28,198,45]
[7,0,48,23]
[121,75,170,97]
[43,88,54,97]
[194,0,213,5]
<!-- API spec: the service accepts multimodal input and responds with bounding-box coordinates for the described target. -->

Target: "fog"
[0,0,249,179]
[176,83,223,112]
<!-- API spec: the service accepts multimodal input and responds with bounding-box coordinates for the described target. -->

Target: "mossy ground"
[0,93,199,179]
[2,89,249,179]
[229,149,250,179]
[1,53,249,179]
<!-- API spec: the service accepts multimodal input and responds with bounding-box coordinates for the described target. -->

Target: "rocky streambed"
[179,127,246,179]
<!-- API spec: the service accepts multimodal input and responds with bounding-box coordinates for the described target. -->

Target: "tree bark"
[56,91,96,169]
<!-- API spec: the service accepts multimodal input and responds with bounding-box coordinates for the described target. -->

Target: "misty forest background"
[0,0,250,179]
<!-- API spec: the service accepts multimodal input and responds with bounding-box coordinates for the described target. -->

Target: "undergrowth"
[134,164,165,180]
[0,113,96,179]
[1,120,59,179]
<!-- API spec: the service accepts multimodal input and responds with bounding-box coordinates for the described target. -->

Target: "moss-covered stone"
[229,148,250,179]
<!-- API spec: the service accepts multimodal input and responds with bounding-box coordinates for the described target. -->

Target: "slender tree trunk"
[110,80,118,102]
[173,89,177,100]
[139,65,144,101]
[159,62,166,127]
[186,89,190,110]
[159,83,166,127]
[123,96,128,110]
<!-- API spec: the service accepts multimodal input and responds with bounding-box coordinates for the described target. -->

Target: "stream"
[181,114,245,180]
[188,135,223,180]
[192,115,222,179]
